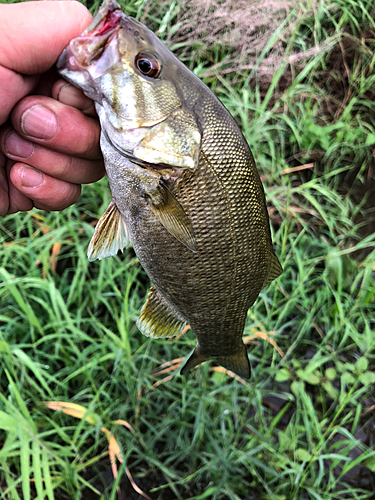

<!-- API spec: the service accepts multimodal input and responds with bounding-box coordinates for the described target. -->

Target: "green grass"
[1,0,375,499]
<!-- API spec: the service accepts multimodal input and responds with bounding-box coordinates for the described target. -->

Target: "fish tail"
[181,343,250,379]
[215,343,251,379]
[180,345,208,377]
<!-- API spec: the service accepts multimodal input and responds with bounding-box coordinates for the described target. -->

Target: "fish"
[57,0,282,379]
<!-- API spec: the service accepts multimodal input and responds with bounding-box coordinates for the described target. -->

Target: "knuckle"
[58,183,81,209]
[34,181,81,212]
[82,126,101,158]
[58,154,76,179]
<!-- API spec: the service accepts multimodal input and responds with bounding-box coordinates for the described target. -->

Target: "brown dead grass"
[139,0,374,106]
[158,0,325,86]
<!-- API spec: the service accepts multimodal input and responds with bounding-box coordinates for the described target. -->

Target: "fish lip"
[83,0,145,40]
[57,0,123,72]
[81,0,122,36]
[57,1,150,76]
[56,44,84,73]
[57,31,118,73]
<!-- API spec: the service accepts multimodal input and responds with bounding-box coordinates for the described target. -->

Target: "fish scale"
[57,0,282,379]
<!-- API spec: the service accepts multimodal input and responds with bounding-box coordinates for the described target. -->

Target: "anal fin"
[137,286,186,338]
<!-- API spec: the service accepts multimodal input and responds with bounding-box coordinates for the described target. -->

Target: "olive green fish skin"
[57,0,282,377]
[103,107,268,358]
[133,109,269,358]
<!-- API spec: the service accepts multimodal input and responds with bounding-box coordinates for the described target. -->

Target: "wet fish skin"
[57,0,282,379]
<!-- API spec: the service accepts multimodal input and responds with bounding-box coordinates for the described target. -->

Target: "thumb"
[0,1,92,75]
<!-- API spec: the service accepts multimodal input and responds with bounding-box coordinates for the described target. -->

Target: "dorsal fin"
[263,253,283,287]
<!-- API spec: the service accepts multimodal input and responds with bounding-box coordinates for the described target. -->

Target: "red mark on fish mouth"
[95,10,123,37]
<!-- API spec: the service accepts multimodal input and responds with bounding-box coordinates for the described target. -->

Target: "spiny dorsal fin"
[87,200,130,261]
[137,286,186,338]
[262,253,283,287]
[148,184,196,252]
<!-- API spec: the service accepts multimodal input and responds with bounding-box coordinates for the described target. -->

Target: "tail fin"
[180,345,208,377]
[216,343,251,379]
[181,343,250,379]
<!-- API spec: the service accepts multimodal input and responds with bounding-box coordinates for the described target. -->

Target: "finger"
[6,160,34,214]
[35,69,61,98]
[11,95,102,159]
[0,2,92,75]
[0,151,10,215]
[9,162,81,212]
[0,68,38,126]
[52,79,96,117]
[2,129,105,185]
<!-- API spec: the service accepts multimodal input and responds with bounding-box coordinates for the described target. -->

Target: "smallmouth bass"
[57,0,282,379]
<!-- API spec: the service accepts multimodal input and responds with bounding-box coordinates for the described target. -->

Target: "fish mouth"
[81,0,123,37]
[57,0,123,72]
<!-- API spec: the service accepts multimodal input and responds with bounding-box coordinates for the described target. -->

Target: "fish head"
[57,0,201,170]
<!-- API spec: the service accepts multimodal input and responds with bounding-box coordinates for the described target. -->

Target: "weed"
[0,0,374,499]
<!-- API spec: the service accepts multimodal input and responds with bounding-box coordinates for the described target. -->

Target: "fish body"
[57,0,282,379]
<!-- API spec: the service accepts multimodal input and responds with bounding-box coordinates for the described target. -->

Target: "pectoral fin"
[181,343,251,379]
[87,200,130,261]
[147,183,196,252]
[137,286,186,338]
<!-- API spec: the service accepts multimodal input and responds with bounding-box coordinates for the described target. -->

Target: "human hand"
[0,1,105,216]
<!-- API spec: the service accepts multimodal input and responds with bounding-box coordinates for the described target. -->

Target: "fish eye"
[135,53,161,78]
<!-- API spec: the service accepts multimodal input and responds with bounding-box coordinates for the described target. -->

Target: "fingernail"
[21,105,57,140]
[20,165,44,188]
[4,131,34,159]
